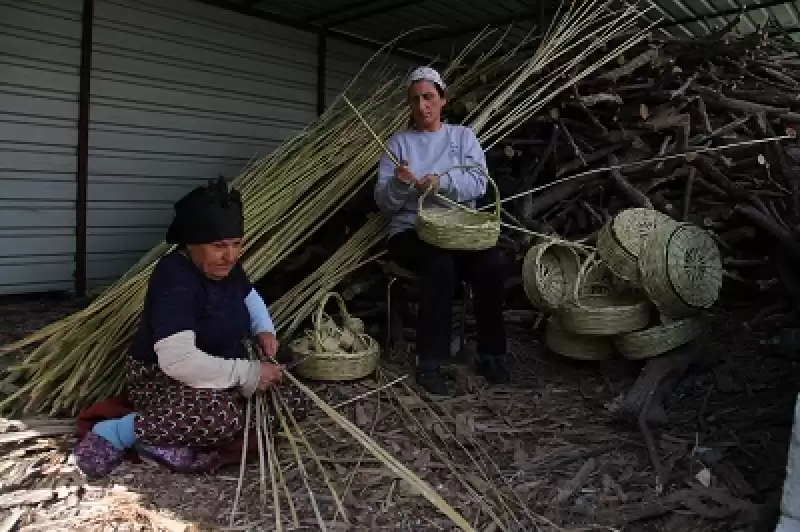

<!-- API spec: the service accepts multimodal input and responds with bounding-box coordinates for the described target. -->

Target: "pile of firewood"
[477,24,800,328]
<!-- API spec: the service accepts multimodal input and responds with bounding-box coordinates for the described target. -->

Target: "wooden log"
[600,48,661,82]
[608,155,652,208]
[617,340,706,426]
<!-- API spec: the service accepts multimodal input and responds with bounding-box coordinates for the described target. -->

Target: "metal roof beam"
[320,0,425,28]
[303,0,375,23]
[194,0,438,64]
[656,0,796,29]
[404,9,539,45]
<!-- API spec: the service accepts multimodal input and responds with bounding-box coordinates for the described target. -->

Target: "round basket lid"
[665,225,723,308]
[612,208,674,257]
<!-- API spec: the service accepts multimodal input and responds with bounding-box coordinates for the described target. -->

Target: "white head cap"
[407,66,446,91]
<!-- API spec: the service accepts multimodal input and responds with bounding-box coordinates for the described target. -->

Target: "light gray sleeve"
[154,330,261,396]
[374,136,415,214]
[438,126,488,203]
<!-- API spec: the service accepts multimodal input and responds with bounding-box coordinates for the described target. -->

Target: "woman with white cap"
[374,66,509,395]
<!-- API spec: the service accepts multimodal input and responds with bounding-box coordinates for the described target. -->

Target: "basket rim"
[418,164,501,221]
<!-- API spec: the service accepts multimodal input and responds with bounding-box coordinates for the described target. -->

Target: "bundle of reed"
[1,0,658,416]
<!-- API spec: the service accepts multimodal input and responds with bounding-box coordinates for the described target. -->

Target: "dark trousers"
[387,230,507,369]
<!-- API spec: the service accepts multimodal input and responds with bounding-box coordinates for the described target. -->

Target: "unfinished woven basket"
[597,208,676,284]
[522,242,580,312]
[416,166,500,251]
[289,292,379,381]
[638,222,723,318]
[545,318,613,361]
[558,293,651,336]
[613,317,702,360]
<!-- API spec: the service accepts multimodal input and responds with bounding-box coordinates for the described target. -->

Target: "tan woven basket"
[613,317,702,359]
[558,293,651,336]
[289,292,379,381]
[545,318,613,360]
[522,242,580,312]
[638,222,723,319]
[416,166,500,251]
[597,208,676,284]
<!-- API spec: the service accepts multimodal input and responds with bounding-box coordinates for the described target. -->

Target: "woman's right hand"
[257,362,284,390]
[394,162,416,185]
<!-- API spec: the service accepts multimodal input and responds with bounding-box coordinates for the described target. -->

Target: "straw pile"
[524,207,722,360]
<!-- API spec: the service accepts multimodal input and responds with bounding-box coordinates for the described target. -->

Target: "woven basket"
[416,166,500,251]
[522,242,580,312]
[545,318,613,360]
[289,292,379,381]
[638,222,723,319]
[614,317,702,359]
[558,293,651,336]
[597,208,676,284]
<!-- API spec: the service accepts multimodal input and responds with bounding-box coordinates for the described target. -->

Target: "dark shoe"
[476,354,511,385]
[135,443,216,474]
[415,366,455,396]
[75,432,125,478]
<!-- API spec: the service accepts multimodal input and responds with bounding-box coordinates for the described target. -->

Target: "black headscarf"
[166,177,244,245]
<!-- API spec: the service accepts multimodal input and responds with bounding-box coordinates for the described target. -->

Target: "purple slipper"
[74,432,124,478]
[135,444,216,474]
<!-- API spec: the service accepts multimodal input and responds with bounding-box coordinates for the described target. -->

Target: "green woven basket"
[545,317,613,361]
[289,292,379,381]
[522,242,580,312]
[638,222,723,319]
[597,208,677,284]
[416,166,500,251]
[613,317,702,359]
[558,293,651,336]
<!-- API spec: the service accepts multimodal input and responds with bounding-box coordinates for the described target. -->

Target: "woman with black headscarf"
[74,178,304,477]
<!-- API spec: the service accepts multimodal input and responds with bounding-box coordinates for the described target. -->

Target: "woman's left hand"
[415,174,440,194]
[257,332,280,359]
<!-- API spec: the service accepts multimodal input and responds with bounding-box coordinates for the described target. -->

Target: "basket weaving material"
[597,208,676,284]
[558,293,651,336]
[522,242,580,312]
[613,317,702,359]
[416,166,500,251]
[545,318,612,360]
[638,222,723,318]
[289,292,379,381]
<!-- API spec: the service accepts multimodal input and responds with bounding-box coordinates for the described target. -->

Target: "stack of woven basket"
[523,208,723,361]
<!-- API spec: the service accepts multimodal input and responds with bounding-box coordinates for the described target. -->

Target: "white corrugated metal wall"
[0,0,83,295]
[0,0,412,294]
[86,0,319,287]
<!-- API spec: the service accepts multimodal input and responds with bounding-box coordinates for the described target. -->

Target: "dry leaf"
[454,413,474,440]
[640,103,649,120]
[513,444,528,467]
[355,405,370,427]
[696,468,712,487]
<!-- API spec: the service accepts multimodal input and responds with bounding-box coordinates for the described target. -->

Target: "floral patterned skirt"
[127,359,312,448]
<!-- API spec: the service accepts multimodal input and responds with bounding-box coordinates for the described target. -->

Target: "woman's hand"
[257,362,283,390]
[415,174,440,194]
[394,162,416,185]
[257,331,279,359]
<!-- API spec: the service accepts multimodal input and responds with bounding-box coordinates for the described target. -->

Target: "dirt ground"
[0,293,797,531]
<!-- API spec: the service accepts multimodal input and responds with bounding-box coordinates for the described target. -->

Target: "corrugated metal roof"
[240,0,800,57]
[249,0,540,57]
[646,0,800,40]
